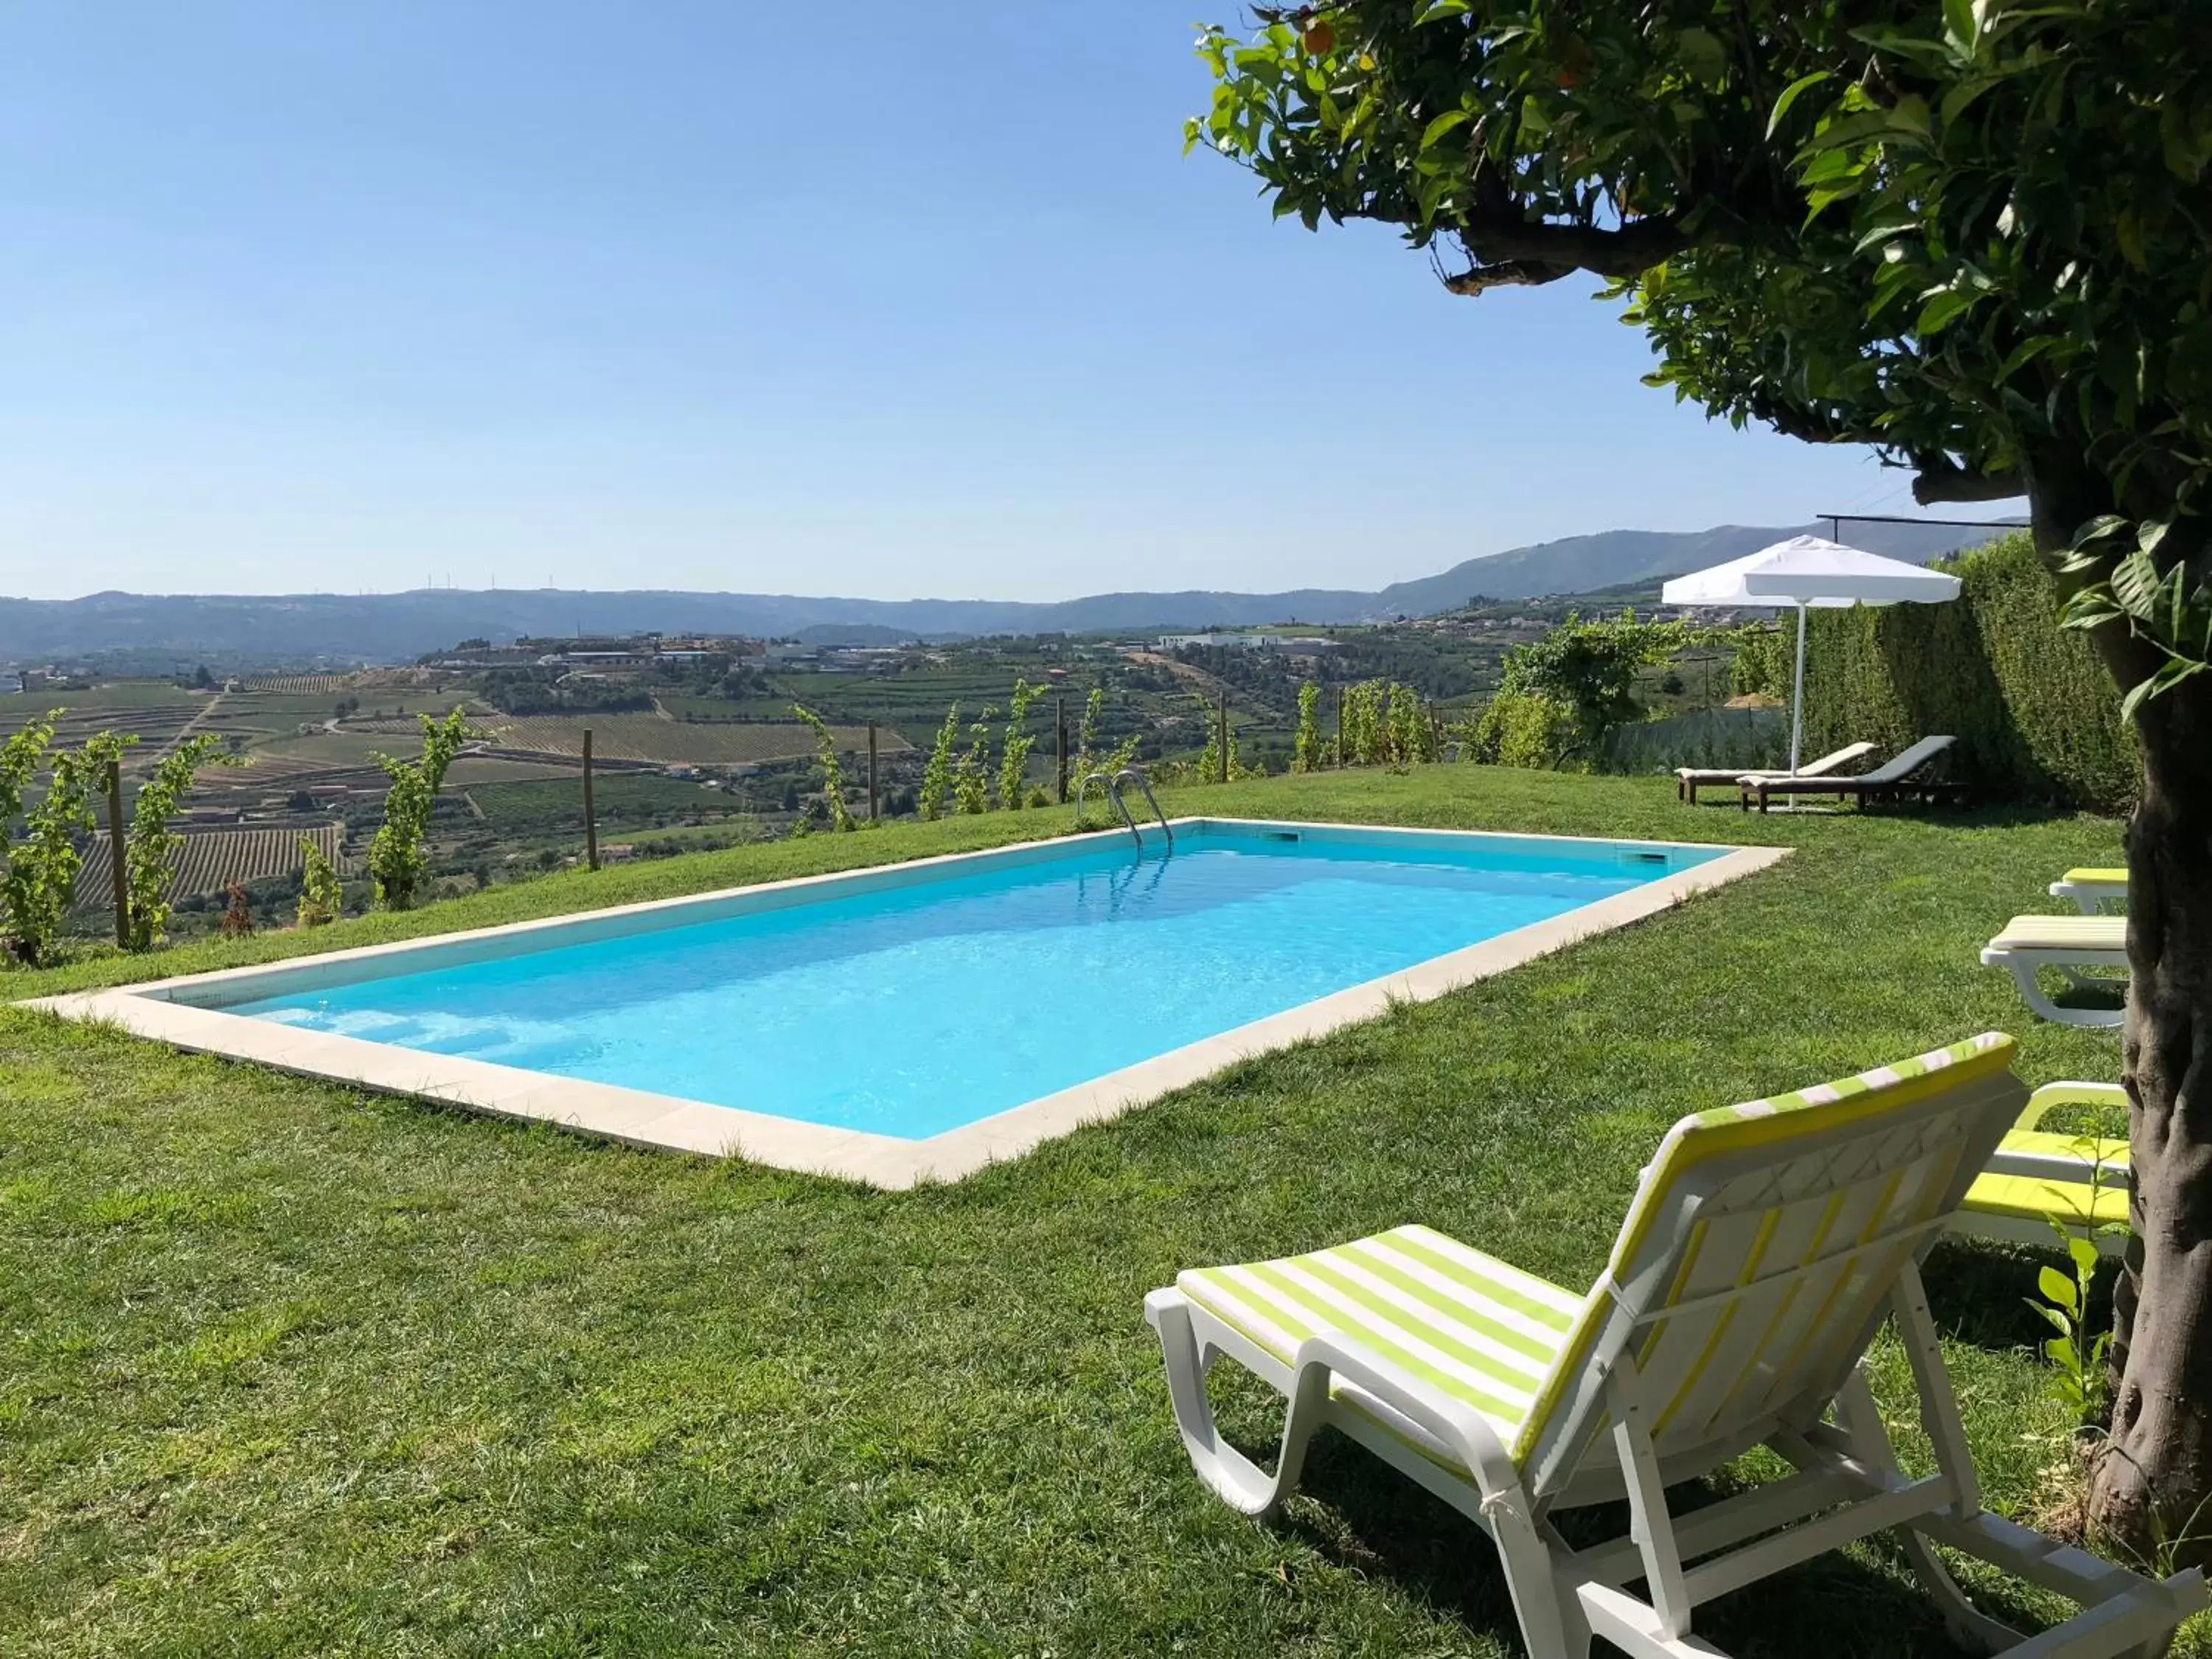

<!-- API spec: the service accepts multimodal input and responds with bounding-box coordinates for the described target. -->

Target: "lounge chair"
[1674,741,1875,805]
[1739,734,1962,812]
[2051,867,2129,914]
[1956,1081,2131,1256]
[1144,1034,2203,1659]
[1982,915,2128,1029]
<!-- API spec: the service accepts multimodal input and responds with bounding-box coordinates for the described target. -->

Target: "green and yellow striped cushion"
[1599,1032,2017,1289]
[1514,1032,2019,1469]
[1178,1223,1586,1470]
[1964,1170,2128,1231]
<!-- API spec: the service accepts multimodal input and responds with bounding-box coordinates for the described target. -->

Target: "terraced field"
[241,674,350,694]
[487,714,898,764]
[0,683,209,754]
[72,821,348,912]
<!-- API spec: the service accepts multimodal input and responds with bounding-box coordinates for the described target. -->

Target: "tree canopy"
[1194,1,2212,701]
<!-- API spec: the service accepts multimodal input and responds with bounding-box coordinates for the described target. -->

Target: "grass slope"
[0,768,2188,1658]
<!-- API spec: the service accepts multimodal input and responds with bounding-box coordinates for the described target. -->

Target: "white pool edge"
[30,821,1788,1189]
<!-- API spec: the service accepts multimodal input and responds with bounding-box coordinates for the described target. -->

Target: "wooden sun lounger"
[1675,741,1876,804]
[1741,734,1964,813]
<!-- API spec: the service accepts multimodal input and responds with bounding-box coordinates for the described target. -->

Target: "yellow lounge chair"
[1956,1082,2130,1256]
[1145,1036,2201,1658]
[1982,915,2128,1029]
[2051,867,2129,914]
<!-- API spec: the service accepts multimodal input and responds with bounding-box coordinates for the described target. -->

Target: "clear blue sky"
[0,2,1944,603]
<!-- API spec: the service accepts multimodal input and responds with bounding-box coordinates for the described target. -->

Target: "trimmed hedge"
[1801,532,2138,813]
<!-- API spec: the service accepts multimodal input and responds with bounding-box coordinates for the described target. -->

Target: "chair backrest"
[1799,740,1879,777]
[1515,1033,2023,1500]
[1864,734,1955,782]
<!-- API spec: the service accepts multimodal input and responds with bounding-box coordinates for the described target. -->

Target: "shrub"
[1729,623,1788,699]
[220,880,254,939]
[956,709,994,815]
[1492,612,1688,761]
[1470,692,1582,771]
[121,734,222,951]
[1801,532,2136,812]
[3,736,102,966]
[999,679,1043,809]
[1340,681,1387,765]
[793,704,854,832]
[1293,682,1323,772]
[1385,683,1436,768]
[919,704,959,821]
[298,835,344,928]
[367,707,468,911]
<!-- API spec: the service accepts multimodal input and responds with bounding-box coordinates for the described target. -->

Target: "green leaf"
[1518,95,1551,139]
[2121,658,2208,724]
[1943,0,1979,49]
[1767,71,1831,138]
[1997,335,2056,380]
[2027,1301,2073,1336]
[2073,514,2132,552]
[1419,110,1470,150]
[1677,27,1728,89]
[2061,602,2124,633]
[1413,0,1469,24]
[2038,1265,2079,1314]
[2068,1234,2104,1277]
[1852,219,1921,255]
[1916,288,1976,335]
[2112,548,2164,621]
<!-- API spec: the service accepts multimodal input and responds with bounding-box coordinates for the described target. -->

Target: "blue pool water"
[223,825,1717,1139]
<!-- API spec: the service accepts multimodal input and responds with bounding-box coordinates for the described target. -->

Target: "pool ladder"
[1077,767,1172,849]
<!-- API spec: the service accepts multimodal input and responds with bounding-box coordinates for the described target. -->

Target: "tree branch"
[1441,215,1686,294]
[1911,461,2026,504]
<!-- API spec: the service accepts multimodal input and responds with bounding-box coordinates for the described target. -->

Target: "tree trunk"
[2025,470,2212,1559]
[2087,667,2212,1561]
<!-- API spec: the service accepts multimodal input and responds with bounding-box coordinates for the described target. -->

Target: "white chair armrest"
[2016,1081,2129,1133]
[1290,1332,1520,1493]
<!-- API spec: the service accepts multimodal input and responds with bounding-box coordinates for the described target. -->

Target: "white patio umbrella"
[1661,535,1963,773]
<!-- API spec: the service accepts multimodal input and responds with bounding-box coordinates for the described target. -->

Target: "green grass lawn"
[0,766,2187,1658]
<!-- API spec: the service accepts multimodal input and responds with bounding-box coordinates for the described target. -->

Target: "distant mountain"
[0,520,2016,664]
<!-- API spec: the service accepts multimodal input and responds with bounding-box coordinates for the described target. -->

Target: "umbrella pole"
[1788,601,1809,775]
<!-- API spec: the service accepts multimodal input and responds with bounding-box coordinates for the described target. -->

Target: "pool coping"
[32,818,1788,1189]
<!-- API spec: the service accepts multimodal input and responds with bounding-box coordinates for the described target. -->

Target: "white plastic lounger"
[1956,1082,2131,1256]
[2051,867,2129,914]
[1739,734,1961,812]
[1675,741,1875,805]
[1146,1034,2203,1659]
[1982,915,2129,1029]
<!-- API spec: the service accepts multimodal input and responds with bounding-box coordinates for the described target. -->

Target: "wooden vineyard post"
[1055,698,1068,803]
[1217,689,1230,785]
[1335,686,1346,768]
[868,723,880,822]
[582,728,599,872]
[105,758,130,948]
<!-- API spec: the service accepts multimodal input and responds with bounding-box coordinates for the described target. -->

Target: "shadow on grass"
[1924,1237,2123,1354]
[1266,1432,2020,1659]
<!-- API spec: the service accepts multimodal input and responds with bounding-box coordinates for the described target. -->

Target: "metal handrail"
[1074,767,1173,849]
[1113,768,1173,848]
[1077,770,1141,844]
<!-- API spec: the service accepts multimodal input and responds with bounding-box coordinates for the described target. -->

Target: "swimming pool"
[44,819,1782,1185]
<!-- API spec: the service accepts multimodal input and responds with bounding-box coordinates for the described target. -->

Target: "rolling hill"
[1,519,2014,664]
